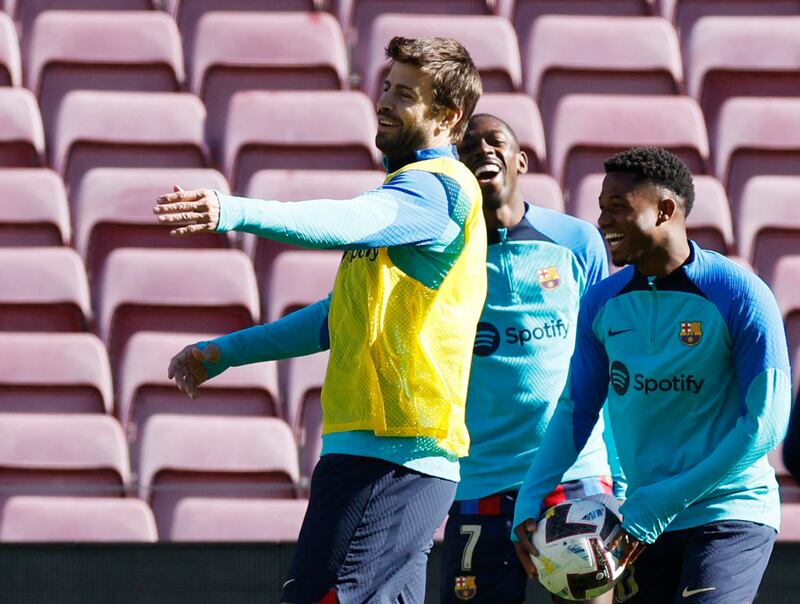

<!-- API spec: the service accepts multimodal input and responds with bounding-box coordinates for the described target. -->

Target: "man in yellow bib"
[154,37,486,603]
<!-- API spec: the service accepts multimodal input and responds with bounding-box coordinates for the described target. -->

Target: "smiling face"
[458,115,527,210]
[598,171,665,268]
[375,61,441,161]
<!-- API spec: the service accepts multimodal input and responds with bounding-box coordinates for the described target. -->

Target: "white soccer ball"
[529,496,625,601]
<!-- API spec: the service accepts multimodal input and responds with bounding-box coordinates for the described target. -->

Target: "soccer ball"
[529,496,625,601]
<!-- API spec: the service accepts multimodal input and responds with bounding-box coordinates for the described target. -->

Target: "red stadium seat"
[96,248,259,369]
[165,0,319,61]
[360,14,521,101]
[715,99,800,225]
[0,413,129,499]
[0,12,20,86]
[281,350,329,479]
[0,87,44,167]
[0,496,157,542]
[737,177,800,286]
[73,167,231,286]
[52,91,208,191]
[0,247,90,332]
[245,169,382,287]
[661,0,800,50]
[264,251,338,324]
[0,169,69,246]
[138,415,300,537]
[518,174,565,213]
[0,332,112,414]
[686,17,800,139]
[191,12,348,159]
[118,331,281,445]
[550,94,710,197]
[474,93,547,172]
[168,497,308,542]
[685,175,734,255]
[568,173,603,225]
[524,16,682,130]
[499,0,656,62]
[223,90,378,193]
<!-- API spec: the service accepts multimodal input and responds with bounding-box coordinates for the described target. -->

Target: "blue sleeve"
[621,275,792,544]
[197,295,331,379]
[213,170,455,250]
[602,405,627,499]
[513,292,611,535]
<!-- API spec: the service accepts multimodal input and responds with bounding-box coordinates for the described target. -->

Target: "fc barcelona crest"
[454,576,477,600]
[538,266,561,290]
[679,321,703,346]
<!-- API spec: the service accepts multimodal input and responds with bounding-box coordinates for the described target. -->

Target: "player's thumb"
[192,343,220,364]
[173,184,184,192]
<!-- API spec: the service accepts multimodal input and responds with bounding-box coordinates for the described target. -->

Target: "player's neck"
[486,198,525,231]
[635,234,691,277]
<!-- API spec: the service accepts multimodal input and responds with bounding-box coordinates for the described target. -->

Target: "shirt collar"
[383,145,459,173]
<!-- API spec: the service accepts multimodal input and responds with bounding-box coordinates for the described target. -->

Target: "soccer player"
[512,147,792,603]
[439,113,622,604]
[153,37,485,604]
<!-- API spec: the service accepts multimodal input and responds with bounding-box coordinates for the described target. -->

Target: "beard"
[375,120,429,161]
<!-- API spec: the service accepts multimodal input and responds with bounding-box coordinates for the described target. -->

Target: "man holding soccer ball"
[439,113,623,604]
[513,147,791,603]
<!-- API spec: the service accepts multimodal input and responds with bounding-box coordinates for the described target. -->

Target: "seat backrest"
[0,413,129,499]
[192,12,347,159]
[0,247,90,332]
[265,251,339,323]
[0,332,111,414]
[714,97,800,220]
[550,94,709,196]
[73,167,230,285]
[525,16,682,129]
[686,17,800,139]
[568,172,604,224]
[25,11,183,139]
[0,88,44,168]
[0,13,20,86]
[736,176,800,286]
[223,90,378,192]
[685,175,733,255]
[0,496,157,542]
[138,414,300,535]
[361,14,521,101]
[52,90,208,191]
[473,93,547,171]
[518,174,565,213]
[0,169,69,246]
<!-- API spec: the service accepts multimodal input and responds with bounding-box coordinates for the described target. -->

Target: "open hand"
[154,185,220,236]
[512,518,540,578]
[167,342,221,399]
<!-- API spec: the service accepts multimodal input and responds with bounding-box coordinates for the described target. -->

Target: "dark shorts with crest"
[440,476,614,604]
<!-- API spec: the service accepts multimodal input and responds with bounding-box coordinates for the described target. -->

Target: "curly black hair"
[604,147,695,216]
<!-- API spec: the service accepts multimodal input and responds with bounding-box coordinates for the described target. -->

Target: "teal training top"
[457,203,623,501]
[513,242,791,544]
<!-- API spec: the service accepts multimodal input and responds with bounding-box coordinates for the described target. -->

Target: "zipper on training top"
[497,228,520,303]
[648,275,658,348]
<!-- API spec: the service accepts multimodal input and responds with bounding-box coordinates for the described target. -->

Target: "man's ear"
[517,150,529,176]
[656,197,678,226]
[439,106,464,133]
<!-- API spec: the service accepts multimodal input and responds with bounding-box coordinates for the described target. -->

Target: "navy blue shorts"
[281,453,456,604]
[614,520,777,603]
[440,477,613,604]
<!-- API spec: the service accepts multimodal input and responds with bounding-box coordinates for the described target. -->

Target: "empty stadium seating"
[0,87,44,167]
[0,496,158,542]
[73,167,231,284]
[568,173,604,224]
[25,11,183,139]
[96,248,259,368]
[685,175,734,255]
[223,90,378,193]
[770,256,800,396]
[473,93,547,172]
[138,415,300,536]
[0,169,69,246]
[52,91,208,191]
[263,251,339,324]
[0,12,20,86]
[0,247,90,331]
[0,332,112,414]
[686,17,800,138]
[191,12,348,158]
[524,16,682,129]
[518,174,565,213]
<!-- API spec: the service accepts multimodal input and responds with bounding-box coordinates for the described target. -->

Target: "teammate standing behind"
[153,37,485,604]
[440,113,623,604]
[513,147,792,603]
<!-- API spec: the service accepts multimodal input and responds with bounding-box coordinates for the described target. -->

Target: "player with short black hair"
[513,147,791,603]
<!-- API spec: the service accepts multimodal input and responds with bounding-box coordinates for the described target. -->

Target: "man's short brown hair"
[386,36,482,144]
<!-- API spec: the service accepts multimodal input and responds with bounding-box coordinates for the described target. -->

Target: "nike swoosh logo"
[282,579,296,590]
[682,587,716,598]
[607,328,634,337]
